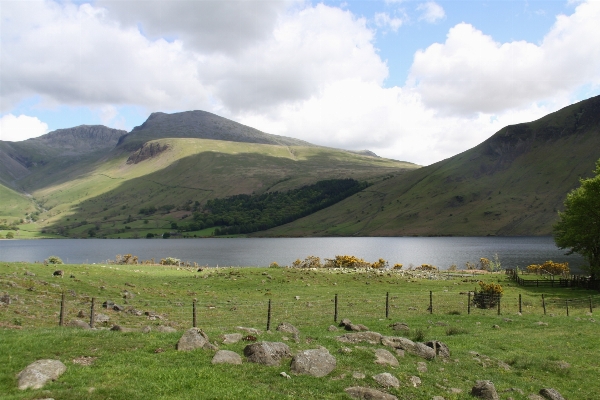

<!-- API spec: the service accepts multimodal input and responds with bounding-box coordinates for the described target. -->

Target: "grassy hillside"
[1,262,598,399]
[261,95,600,237]
[26,138,416,238]
[0,183,37,222]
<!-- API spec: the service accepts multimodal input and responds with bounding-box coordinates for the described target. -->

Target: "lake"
[0,237,585,272]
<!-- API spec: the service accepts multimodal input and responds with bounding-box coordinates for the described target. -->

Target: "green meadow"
[1,261,599,399]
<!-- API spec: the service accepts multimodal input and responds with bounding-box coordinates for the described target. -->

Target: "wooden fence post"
[90,297,96,328]
[385,292,389,319]
[59,292,66,327]
[497,296,501,315]
[266,299,272,331]
[519,294,522,314]
[467,292,471,315]
[429,291,433,314]
[334,294,338,323]
[542,294,546,315]
[590,296,593,314]
[566,300,569,317]
[193,300,197,328]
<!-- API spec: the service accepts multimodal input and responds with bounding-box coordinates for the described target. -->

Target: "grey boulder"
[290,348,336,377]
[373,372,400,388]
[539,388,565,400]
[336,331,383,345]
[17,359,67,390]
[244,341,291,366]
[471,380,499,400]
[344,386,398,400]
[211,350,242,365]
[381,336,435,360]
[374,349,399,367]
[176,328,214,351]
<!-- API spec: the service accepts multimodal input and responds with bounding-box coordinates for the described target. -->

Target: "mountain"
[259,95,600,237]
[0,111,417,238]
[117,110,314,151]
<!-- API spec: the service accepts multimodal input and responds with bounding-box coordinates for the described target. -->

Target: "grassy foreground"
[1,262,599,399]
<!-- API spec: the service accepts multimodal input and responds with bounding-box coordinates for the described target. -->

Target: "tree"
[553,159,600,278]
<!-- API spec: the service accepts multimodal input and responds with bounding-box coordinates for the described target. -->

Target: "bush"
[371,258,388,269]
[5,231,14,239]
[115,254,138,265]
[291,256,322,268]
[416,264,437,271]
[160,257,180,266]
[146,233,155,238]
[44,255,64,265]
[269,262,280,268]
[527,261,569,275]
[323,255,370,269]
[392,263,403,270]
[472,281,503,309]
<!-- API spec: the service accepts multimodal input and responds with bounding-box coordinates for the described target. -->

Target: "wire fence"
[2,289,598,331]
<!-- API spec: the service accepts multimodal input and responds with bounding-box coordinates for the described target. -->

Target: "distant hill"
[0,111,417,238]
[118,110,314,150]
[260,95,600,237]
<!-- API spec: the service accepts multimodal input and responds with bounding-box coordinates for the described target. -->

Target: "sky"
[1,0,599,165]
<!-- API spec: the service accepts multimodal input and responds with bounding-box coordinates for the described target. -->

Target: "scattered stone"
[504,318,513,322]
[328,325,339,332]
[373,372,400,388]
[52,270,64,277]
[110,325,134,332]
[374,349,399,367]
[395,349,405,357]
[344,386,398,400]
[294,296,300,300]
[535,322,548,326]
[280,371,291,379]
[339,347,352,354]
[154,348,164,353]
[212,350,242,365]
[497,361,511,371]
[331,373,347,381]
[24,271,36,276]
[381,336,435,360]
[471,380,499,400]
[417,361,428,373]
[113,304,124,312]
[72,356,96,366]
[340,318,352,327]
[236,326,261,335]
[337,331,383,345]
[528,395,544,400]
[122,290,134,299]
[155,326,177,333]
[432,397,446,400]
[290,348,336,377]
[448,388,463,394]
[77,310,86,318]
[17,359,67,390]
[503,388,524,395]
[102,300,115,309]
[222,333,243,344]
[409,376,422,387]
[68,319,91,329]
[176,328,214,351]
[244,341,291,366]
[425,340,451,358]
[141,326,152,333]
[1,294,12,305]
[435,321,448,326]
[539,388,565,400]
[389,322,409,331]
[555,361,570,369]
[243,335,257,341]
[352,372,366,379]
[492,325,500,329]
[94,313,110,323]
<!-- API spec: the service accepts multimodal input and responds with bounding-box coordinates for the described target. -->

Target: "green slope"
[260,95,600,237]
[0,183,36,222]
[32,138,416,238]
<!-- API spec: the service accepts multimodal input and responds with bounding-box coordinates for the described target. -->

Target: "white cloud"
[408,1,600,114]
[374,12,404,32]
[0,114,49,142]
[417,2,445,23]
[97,0,291,54]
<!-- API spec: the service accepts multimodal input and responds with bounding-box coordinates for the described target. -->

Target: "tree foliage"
[185,179,368,235]
[553,159,600,277]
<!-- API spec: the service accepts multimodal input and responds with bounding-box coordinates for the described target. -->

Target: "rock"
[244,341,291,366]
[236,326,261,335]
[211,350,242,365]
[374,349,399,367]
[344,386,398,400]
[141,326,152,333]
[416,361,428,373]
[351,324,369,331]
[276,322,300,336]
[539,388,565,400]
[53,270,64,277]
[535,321,548,326]
[435,321,448,326]
[389,322,409,331]
[528,395,544,400]
[339,347,352,354]
[94,313,110,323]
[68,319,91,329]
[381,336,435,360]
[492,325,500,329]
[373,372,400,388]
[122,290,134,299]
[336,331,382,345]
[110,325,134,332]
[471,380,499,400]
[1,294,13,305]
[176,328,213,351]
[409,376,421,387]
[113,304,124,312]
[102,300,115,309]
[290,348,336,377]
[17,359,67,390]
[155,326,177,333]
[497,361,511,371]
[425,340,451,358]
[432,397,446,400]
[340,318,352,327]
[222,333,243,344]
[77,310,86,318]
[328,325,339,332]
[280,371,291,379]
[352,372,366,379]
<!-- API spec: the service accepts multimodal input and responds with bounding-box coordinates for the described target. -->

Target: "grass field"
[1,262,599,399]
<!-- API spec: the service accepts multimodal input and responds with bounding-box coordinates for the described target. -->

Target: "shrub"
[291,256,322,268]
[416,264,437,271]
[5,231,14,239]
[323,255,370,269]
[472,281,503,309]
[527,261,569,275]
[448,264,457,271]
[44,255,63,265]
[479,258,490,270]
[269,262,280,268]
[446,326,468,335]
[371,258,388,269]
[465,261,476,270]
[160,257,181,266]
[115,254,138,265]
[392,263,403,270]
[146,233,155,238]
[412,328,425,342]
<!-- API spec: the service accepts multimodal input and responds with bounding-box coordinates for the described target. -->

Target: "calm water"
[0,237,585,272]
